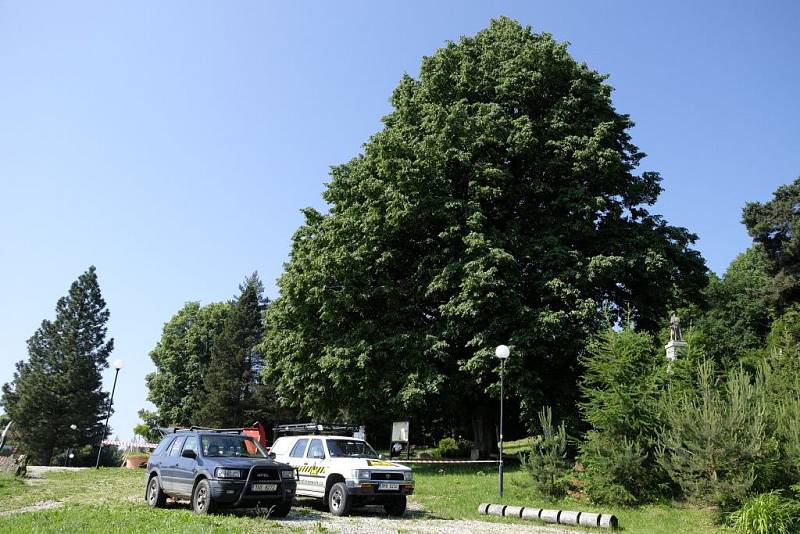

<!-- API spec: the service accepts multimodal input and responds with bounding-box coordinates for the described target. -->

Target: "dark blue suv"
[145,428,297,516]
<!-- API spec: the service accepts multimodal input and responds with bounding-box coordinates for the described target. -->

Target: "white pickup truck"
[269,433,414,516]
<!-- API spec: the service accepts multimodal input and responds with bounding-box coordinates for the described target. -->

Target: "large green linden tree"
[261,18,706,453]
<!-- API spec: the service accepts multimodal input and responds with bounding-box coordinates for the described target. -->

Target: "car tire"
[384,495,407,516]
[327,482,351,516]
[192,479,215,515]
[270,501,292,518]
[146,475,166,508]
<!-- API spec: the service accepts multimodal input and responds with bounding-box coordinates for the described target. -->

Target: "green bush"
[730,491,800,534]
[456,438,472,458]
[431,437,472,459]
[521,407,571,498]
[437,437,460,459]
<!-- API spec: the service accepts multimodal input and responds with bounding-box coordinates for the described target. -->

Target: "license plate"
[251,483,277,492]
[378,482,400,491]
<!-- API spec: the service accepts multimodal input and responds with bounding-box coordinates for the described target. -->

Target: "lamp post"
[95,359,123,469]
[495,344,510,497]
[65,424,77,467]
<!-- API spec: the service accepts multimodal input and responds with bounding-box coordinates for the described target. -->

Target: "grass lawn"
[0,470,311,533]
[0,467,726,533]
[411,465,725,534]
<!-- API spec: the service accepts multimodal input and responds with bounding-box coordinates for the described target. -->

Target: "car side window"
[153,437,173,457]
[183,436,197,454]
[307,439,325,459]
[168,436,186,457]
[290,439,308,458]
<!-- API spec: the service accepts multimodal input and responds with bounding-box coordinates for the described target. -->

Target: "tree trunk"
[471,408,497,459]
[43,445,54,467]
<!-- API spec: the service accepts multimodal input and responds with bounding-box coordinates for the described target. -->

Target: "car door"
[304,439,326,496]
[286,439,311,493]
[148,436,173,476]
[174,435,198,498]
[161,436,186,494]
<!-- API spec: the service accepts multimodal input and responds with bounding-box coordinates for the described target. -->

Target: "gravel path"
[281,502,585,534]
[0,500,64,517]
[25,466,86,477]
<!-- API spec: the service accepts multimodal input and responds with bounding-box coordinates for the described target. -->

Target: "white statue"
[669,314,683,342]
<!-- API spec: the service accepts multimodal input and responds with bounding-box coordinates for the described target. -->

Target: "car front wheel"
[328,482,351,516]
[270,501,292,518]
[146,476,166,508]
[192,479,215,515]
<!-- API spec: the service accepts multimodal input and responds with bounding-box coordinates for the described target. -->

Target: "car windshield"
[201,435,267,458]
[326,439,379,459]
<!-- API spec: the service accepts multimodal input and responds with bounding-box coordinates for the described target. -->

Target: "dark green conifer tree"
[578,326,668,505]
[199,273,267,427]
[1,266,114,465]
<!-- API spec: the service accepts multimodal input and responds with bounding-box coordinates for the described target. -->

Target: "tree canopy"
[142,273,274,432]
[743,177,800,309]
[262,17,706,451]
[200,273,269,428]
[1,266,113,465]
[693,246,774,369]
[141,300,231,429]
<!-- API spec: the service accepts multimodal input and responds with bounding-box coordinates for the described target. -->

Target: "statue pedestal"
[665,340,687,361]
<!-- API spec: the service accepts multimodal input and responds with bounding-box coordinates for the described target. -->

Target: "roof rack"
[157,427,189,435]
[157,426,248,436]
[275,422,363,437]
[189,426,248,434]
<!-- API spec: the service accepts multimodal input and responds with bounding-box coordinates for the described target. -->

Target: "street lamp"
[495,344,510,497]
[65,424,77,467]
[95,359,123,469]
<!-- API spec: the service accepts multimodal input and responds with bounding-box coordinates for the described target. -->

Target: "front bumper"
[211,478,296,506]
[345,479,414,496]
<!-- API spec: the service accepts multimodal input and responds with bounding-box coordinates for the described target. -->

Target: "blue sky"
[1,1,798,443]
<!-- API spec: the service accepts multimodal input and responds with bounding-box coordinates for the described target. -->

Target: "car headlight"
[403,471,413,481]
[352,469,371,481]
[281,469,296,480]
[216,468,242,478]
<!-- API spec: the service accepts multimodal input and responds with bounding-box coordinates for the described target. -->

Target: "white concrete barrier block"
[579,512,601,527]
[503,505,524,518]
[486,504,506,517]
[478,503,618,530]
[559,510,580,525]
[599,514,619,529]
[540,509,560,524]
[521,507,542,520]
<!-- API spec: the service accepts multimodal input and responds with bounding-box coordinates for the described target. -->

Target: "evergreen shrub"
[578,327,668,505]
[522,406,571,498]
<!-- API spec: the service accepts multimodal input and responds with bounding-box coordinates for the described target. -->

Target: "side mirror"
[182,449,197,459]
[267,452,276,459]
